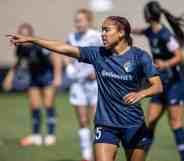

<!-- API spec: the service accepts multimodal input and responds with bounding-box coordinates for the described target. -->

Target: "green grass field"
[0,92,180,161]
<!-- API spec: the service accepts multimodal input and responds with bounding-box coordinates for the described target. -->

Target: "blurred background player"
[132,1,184,160]
[3,23,62,146]
[64,9,102,161]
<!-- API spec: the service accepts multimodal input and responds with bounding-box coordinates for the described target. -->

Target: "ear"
[119,30,125,38]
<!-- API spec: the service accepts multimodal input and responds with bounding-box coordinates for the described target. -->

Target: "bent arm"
[164,48,182,67]
[2,58,21,91]
[139,76,163,98]
[51,53,62,77]
[123,76,163,104]
[156,39,183,69]
[51,52,63,87]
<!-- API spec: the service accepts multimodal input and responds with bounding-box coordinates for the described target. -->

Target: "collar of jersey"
[112,47,131,57]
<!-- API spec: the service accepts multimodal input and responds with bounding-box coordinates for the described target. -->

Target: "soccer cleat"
[20,134,42,146]
[44,135,56,146]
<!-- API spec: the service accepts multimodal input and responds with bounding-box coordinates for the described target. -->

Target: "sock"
[46,107,56,135]
[145,128,154,154]
[78,128,92,160]
[173,128,184,161]
[31,108,41,134]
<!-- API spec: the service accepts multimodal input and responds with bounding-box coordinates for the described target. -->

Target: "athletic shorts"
[30,70,53,88]
[176,81,184,105]
[150,81,184,107]
[70,81,98,106]
[94,123,152,150]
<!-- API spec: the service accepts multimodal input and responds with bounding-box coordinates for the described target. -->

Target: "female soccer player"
[65,8,101,161]
[132,1,184,160]
[6,16,162,161]
[3,23,62,146]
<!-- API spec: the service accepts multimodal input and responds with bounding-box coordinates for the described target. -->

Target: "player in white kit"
[65,9,102,161]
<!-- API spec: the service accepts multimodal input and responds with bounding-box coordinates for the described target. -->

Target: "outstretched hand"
[6,34,33,45]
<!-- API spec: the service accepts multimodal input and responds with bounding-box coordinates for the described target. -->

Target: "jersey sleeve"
[162,29,179,52]
[78,47,100,65]
[166,37,179,52]
[142,27,150,37]
[141,52,159,78]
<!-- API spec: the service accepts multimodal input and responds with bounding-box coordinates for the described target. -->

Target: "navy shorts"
[150,81,184,106]
[176,81,184,104]
[30,71,53,88]
[94,123,152,150]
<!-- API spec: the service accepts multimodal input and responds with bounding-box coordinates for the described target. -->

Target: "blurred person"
[3,23,62,146]
[65,8,102,161]
[132,1,184,160]
[6,15,162,161]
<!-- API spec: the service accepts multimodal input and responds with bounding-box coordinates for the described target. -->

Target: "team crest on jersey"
[123,61,135,73]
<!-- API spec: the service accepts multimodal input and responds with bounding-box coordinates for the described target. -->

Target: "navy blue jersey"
[143,26,182,83]
[16,44,52,75]
[79,47,158,128]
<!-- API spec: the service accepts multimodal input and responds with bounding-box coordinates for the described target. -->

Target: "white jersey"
[66,29,102,82]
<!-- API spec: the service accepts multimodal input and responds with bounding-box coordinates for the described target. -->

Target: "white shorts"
[69,81,98,106]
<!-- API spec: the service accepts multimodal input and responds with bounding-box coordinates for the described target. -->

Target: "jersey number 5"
[95,127,102,140]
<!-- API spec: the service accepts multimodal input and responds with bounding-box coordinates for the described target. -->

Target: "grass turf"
[0,92,180,161]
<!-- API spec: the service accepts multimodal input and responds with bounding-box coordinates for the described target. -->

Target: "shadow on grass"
[0,137,20,147]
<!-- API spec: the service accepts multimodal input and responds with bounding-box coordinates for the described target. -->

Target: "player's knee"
[79,117,88,128]
[43,99,54,108]
[30,101,41,109]
[148,115,159,128]
[95,156,107,161]
[169,117,182,129]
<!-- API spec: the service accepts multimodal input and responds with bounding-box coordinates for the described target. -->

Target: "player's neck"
[151,22,162,33]
[113,42,130,55]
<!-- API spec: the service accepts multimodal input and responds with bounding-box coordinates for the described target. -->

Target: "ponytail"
[162,8,184,47]
[126,35,133,46]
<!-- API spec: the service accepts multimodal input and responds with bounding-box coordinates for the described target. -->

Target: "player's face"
[74,13,89,33]
[19,27,32,36]
[102,19,124,49]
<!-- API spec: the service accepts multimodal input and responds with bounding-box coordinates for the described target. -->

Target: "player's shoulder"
[80,46,110,57]
[86,29,101,37]
[161,26,172,34]
[143,26,152,36]
[67,31,76,40]
[131,47,151,60]
[80,46,104,51]
[87,29,100,34]
[160,26,173,40]
[131,47,147,54]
